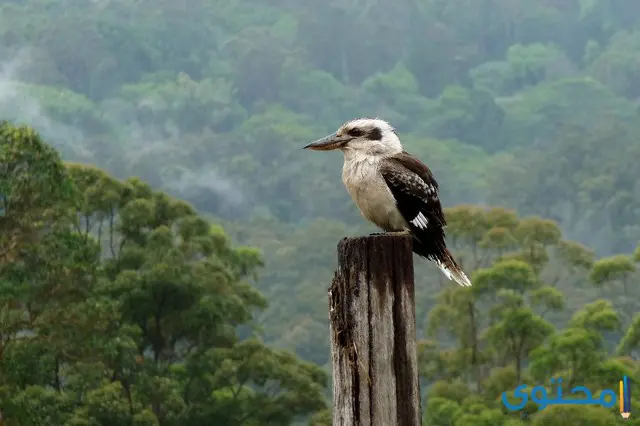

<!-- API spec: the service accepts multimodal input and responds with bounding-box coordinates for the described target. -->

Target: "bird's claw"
[369,231,410,236]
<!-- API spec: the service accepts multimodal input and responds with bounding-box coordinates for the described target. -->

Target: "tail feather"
[436,250,471,287]
[414,240,471,287]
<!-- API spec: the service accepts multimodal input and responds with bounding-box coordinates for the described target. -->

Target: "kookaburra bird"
[303,118,471,287]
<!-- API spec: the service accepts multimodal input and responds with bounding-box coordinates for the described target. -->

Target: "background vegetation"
[1,0,640,424]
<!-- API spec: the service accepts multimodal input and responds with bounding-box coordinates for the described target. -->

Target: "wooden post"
[329,234,421,426]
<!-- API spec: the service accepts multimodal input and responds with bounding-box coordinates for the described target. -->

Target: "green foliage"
[530,405,617,426]
[0,123,327,425]
[4,0,640,254]
[588,29,640,98]
[2,1,640,424]
[0,121,75,264]
[421,205,640,425]
[471,43,572,96]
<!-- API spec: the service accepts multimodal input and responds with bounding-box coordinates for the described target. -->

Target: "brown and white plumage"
[303,117,471,287]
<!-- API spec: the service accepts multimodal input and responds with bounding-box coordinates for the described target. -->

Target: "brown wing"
[380,152,446,231]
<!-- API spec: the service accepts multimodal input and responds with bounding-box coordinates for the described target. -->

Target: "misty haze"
[0,0,639,425]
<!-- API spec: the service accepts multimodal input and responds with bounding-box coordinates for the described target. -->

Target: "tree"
[529,300,620,387]
[425,208,572,390]
[589,254,639,323]
[0,123,329,425]
[588,29,640,98]
[420,204,637,425]
[3,1,640,423]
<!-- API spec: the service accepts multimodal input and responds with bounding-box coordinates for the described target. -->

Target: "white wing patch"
[410,212,429,229]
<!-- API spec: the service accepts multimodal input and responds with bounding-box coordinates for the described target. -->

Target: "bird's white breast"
[341,153,408,231]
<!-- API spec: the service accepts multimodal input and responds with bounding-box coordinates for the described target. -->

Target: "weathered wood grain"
[329,234,420,426]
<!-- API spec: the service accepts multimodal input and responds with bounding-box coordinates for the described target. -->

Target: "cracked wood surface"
[329,234,420,426]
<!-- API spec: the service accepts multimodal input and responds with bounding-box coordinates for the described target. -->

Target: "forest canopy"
[0,121,328,425]
[1,0,640,425]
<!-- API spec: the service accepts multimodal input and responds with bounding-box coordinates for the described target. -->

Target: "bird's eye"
[347,128,363,137]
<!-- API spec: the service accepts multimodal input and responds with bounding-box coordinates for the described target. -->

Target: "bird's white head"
[303,118,402,157]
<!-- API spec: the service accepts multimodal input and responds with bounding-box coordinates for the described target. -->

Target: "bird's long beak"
[303,133,352,151]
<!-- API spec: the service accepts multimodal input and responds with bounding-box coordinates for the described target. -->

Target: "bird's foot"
[369,230,411,237]
[389,230,411,235]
